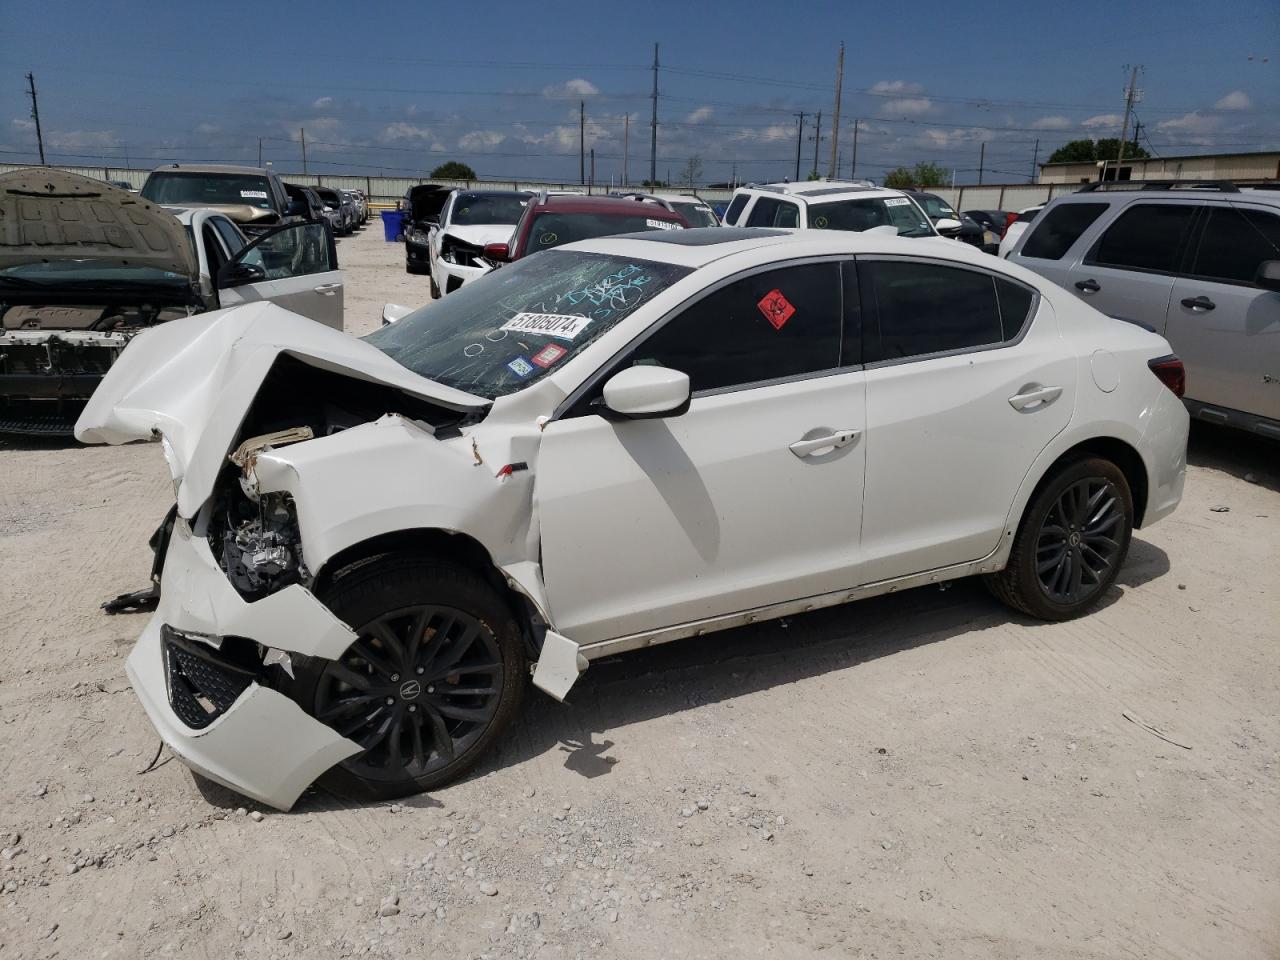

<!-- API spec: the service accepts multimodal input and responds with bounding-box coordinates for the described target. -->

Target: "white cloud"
[1214,90,1252,110]
[10,119,122,151]
[880,97,934,116]
[1081,114,1124,131]
[870,80,925,96]
[1157,111,1222,139]
[685,106,713,124]
[1031,115,1072,131]
[312,96,333,109]
[729,123,793,143]
[381,122,434,142]
[458,130,504,150]
[542,78,599,99]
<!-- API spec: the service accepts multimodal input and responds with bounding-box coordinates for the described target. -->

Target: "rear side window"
[1190,206,1280,285]
[1086,203,1197,274]
[1020,202,1108,260]
[724,194,749,225]
[862,261,1023,362]
[632,262,842,392]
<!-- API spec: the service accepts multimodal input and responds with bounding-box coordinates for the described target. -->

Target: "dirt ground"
[1,224,1277,960]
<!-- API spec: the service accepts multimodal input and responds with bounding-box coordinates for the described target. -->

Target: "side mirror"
[483,242,510,263]
[601,366,691,419]
[382,303,413,325]
[935,217,962,232]
[284,199,307,217]
[1256,260,1280,292]
[218,261,266,288]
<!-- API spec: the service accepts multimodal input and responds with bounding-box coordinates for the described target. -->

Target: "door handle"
[313,283,341,295]
[1008,384,1063,411]
[789,429,860,459]
[1180,295,1215,312]
[1075,279,1101,294]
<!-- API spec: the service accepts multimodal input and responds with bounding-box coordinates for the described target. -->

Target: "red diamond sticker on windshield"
[531,343,567,367]
[757,289,795,330]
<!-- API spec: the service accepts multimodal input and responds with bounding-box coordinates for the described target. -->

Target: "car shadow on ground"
[1186,421,1279,493]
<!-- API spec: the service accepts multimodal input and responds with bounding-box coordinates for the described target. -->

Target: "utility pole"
[649,43,659,187]
[589,148,595,194]
[828,42,844,179]
[1131,120,1142,156]
[978,141,985,185]
[793,111,807,181]
[811,111,823,179]
[622,114,629,188]
[25,73,46,165]
[257,137,263,167]
[1117,65,1140,168]
[1030,138,1039,182]
[579,100,585,185]
[850,118,860,179]
[300,128,308,173]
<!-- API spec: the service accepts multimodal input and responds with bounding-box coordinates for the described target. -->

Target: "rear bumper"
[125,518,361,810]
[1139,384,1190,527]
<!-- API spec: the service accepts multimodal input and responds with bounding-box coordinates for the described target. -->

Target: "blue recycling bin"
[380,209,405,242]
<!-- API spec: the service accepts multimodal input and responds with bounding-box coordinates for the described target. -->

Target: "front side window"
[142,173,276,211]
[808,197,933,237]
[1086,203,1197,274]
[629,262,842,393]
[1020,202,1108,260]
[235,223,333,280]
[914,195,958,220]
[862,260,1031,362]
[449,193,530,226]
[366,252,692,399]
[724,194,749,225]
[1190,206,1280,285]
[212,218,245,256]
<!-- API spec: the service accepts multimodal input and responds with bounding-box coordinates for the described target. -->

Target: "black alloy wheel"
[1035,477,1124,604]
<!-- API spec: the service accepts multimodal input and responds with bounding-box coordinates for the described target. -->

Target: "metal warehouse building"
[1039,150,1280,185]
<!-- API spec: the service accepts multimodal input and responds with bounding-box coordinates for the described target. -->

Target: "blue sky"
[2,0,1276,185]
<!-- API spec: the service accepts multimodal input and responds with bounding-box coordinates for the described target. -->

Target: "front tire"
[290,556,527,802]
[986,457,1133,620]
[429,274,442,299]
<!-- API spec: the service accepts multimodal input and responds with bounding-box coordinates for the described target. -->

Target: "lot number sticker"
[646,218,679,230]
[884,197,911,206]
[500,312,592,340]
[240,190,269,199]
[757,289,796,330]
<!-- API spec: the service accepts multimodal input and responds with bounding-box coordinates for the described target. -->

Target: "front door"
[218,221,344,330]
[1167,202,1280,419]
[856,256,1075,583]
[537,260,866,645]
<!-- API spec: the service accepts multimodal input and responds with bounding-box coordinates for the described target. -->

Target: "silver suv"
[1007,181,1280,438]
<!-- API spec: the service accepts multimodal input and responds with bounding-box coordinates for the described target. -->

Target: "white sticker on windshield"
[884,197,911,206]
[501,312,592,340]
[646,218,679,230]
[240,190,269,199]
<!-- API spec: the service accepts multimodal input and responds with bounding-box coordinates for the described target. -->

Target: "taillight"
[1006,212,1019,230]
[1148,356,1185,398]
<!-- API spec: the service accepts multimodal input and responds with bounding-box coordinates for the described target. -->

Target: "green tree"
[883,166,913,189]
[431,161,476,180]
[883,162,947,189]
[1048,139,1150,164]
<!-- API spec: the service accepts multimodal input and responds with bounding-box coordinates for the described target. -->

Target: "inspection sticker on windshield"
[884,197,911,206]
[531,343,568,367]
[506,356,536,378]
[646,218,679,230]
[240,190,269,199]
[500,312,592,340]
[757,289,796,331]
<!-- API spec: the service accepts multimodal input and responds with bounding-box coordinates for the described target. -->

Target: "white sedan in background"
[76,226,1188,810]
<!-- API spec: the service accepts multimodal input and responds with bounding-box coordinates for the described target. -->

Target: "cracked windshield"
[365,251,691,398]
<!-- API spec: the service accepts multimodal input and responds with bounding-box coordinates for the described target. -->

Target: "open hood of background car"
[75,301,489,518]
[407,185,449,223]
[0,168,197,278]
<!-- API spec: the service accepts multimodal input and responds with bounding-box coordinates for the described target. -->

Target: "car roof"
[741,181,905,202]
[530,195,686,218]
[557,227,989,269]
[149,163,274,176]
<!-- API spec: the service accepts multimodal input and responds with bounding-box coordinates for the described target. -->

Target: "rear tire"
[986,457,1133,620]
[289,556,527,802]
[429,274,441,299]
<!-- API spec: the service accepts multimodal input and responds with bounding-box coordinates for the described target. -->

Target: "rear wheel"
[986,457,1133,620]
[291,556,526,802]
[429,274,441,299]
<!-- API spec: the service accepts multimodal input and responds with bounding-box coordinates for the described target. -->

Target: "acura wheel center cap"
[399,680,422,700]
[1068,532,1082,547]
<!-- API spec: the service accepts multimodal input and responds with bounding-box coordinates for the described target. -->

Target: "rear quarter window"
[1020,202,1109,260]
[724,194,749,225]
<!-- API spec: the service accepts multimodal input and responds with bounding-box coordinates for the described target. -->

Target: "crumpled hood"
[75,301,488,518]
[188,203,282,226]
[0,167,197,278]
[442,224,516,248]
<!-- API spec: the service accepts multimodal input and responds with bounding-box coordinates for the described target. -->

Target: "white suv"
[723,181,941,238]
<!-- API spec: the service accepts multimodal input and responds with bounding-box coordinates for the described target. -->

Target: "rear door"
[1063,201,1199,333]
[1167,202,1280,419]
[856,256,1072,583]
[217,221,344,330]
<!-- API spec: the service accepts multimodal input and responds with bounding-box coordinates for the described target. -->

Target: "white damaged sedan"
[77,226,1188,810]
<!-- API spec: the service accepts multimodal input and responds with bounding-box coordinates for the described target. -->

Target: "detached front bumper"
[126,518,361,810]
